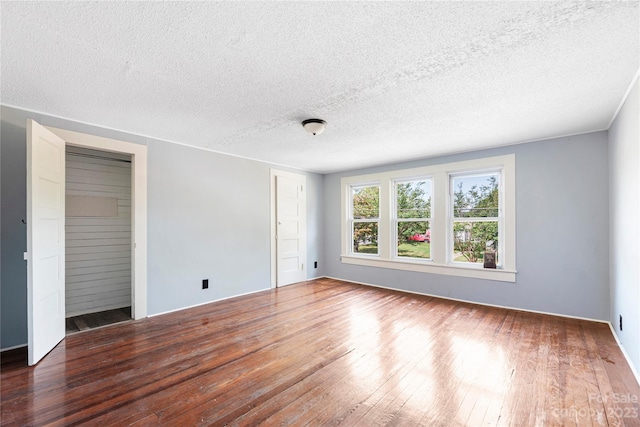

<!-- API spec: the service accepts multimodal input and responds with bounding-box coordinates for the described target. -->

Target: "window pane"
[353,222,378,254]
[397,180,431,218]
[452,221,498,264]
[452,174,499,218]
[397,221,430,259]
[352,186,379,219]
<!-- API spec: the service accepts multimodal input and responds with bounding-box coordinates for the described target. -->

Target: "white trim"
[0,343,28,352]
[448,170,503,266]
[322,275,607,323]
[607,323,640,387]
[607,68,640,129]
[2,104,610,175]
[341,255,516,282]
[148,287,270,318]
[322,275,640,382]
[45,126,148,319]
[270,170,277,288]
[1,104,321,174]
[341,154,516,281]
[276,281,303,288]
[324,128,608,174]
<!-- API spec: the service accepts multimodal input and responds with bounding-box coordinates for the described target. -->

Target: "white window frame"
[393,177,433,260]
[340,154,516,282]
[348,183,381,257]
[449,170,503,267]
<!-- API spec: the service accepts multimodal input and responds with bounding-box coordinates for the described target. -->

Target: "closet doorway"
[64,146,132,333]
[26,121,147,365]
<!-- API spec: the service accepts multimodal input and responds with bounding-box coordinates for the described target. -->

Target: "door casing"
[46,126,148,320]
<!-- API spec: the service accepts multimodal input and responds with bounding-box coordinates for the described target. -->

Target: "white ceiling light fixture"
[302,119,327,136]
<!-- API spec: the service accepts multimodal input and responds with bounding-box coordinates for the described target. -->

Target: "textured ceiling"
[1,1,638,173]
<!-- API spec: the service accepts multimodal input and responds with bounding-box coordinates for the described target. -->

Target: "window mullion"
[432,171,448,264]
[379,180,391,259]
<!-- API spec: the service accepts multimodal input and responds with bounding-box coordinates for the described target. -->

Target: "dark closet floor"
[65,307,132,334]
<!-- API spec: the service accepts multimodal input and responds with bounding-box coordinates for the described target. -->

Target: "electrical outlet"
[202,279,209,289]
[314,261,318,269]
[619,314,623,331]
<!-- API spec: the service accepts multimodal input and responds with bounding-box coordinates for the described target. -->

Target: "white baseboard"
[148,287,271,318]
[607,323,640,387]
[321,275,608,323]
[320,275,640,386]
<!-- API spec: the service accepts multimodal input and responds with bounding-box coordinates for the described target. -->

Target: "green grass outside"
[454,254,480,262]
[398,242,430,258]
[355,242,431,258]
[355,244,494,263]
[354,244,378,254]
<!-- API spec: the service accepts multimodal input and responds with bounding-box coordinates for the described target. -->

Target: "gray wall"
[323,132,610,321]
[1,111,28,349]
[609,77,639,375]
[0,105,324,349]
[0,103,620,352]
[146,140,323,314]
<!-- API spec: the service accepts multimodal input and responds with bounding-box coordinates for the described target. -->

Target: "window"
[350,185,379,255]
[451,172,501,265]
[341,155,516,282]
[395,179,431,260]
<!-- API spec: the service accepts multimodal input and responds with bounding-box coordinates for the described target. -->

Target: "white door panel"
[275,173,306,286]
[279,239,299,253]
[279,220,299,235]
[27,119,66,366]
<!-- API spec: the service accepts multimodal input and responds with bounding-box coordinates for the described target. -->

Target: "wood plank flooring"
[1,278,639,426]
[65,307,132,334]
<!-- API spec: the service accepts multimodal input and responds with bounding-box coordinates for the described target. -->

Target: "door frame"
[270,169,306,288]
[46,126,148,319]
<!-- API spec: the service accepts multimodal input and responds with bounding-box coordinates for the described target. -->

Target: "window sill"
[341,255,516,282]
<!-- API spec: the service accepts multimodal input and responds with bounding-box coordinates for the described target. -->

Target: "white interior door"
[26,119,66,366]
[275,173,307,286]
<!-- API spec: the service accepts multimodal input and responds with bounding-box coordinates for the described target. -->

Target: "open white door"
[275,172,307,286]
[26,119,66,366]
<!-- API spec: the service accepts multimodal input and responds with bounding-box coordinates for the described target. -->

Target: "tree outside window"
[396,180,431,259]
[351,185,379,254]
[452,173,500,264]
[341,155,515,281]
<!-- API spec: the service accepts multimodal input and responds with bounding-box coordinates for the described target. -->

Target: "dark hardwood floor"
[1,278,639,426]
